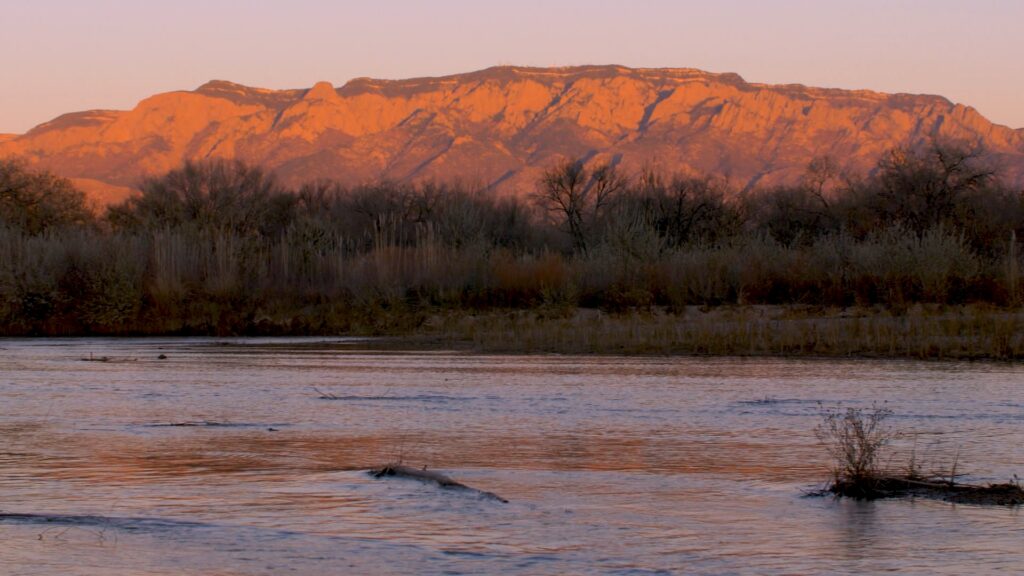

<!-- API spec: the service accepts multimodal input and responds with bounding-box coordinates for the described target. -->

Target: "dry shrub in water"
[815,404,896,484]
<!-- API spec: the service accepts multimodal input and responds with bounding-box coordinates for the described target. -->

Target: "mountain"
[2,65,1023,204]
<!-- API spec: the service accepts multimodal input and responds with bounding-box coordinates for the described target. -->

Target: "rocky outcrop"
[3,66,1022,204]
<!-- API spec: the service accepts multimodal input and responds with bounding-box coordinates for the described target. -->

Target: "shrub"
[0,158,93,234]
[815,404,896,484]
[108,160,295,237]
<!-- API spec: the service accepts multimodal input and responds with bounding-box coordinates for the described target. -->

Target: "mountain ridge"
[3,65,1022,204]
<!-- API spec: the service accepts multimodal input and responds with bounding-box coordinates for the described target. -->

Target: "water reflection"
[837,500,882,561]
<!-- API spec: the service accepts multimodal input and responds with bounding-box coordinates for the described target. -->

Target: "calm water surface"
[1,338,1022,575]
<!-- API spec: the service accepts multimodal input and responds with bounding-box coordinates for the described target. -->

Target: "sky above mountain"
[3,0,1022,134]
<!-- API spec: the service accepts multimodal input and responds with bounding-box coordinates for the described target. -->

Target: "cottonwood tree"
[642,173,739,247]
[536,158,626,254]
[874,141,996,235]
[742,156,857,246]
[0,158,92,234]
[803,155,844,208]
[605,167,743,250]
[108,160,295,237]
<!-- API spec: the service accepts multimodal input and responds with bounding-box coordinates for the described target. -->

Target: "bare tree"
[589,162,628,217]
[108,160,294,237]
[623,171,739,248]
[875,141,996,234]
[746,159,848,246]
[802,155,843,209]
[535,158,625,254]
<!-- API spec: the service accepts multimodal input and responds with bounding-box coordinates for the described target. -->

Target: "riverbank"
[401,304,1024,359]
[7,304,1024,360]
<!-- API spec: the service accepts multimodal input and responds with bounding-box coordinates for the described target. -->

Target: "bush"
[0,158,92,234]
[815,404,896,484]
[108,160,295,237]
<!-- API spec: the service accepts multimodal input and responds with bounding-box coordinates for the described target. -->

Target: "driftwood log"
[827,475,1024,506]
[369,464,508,503]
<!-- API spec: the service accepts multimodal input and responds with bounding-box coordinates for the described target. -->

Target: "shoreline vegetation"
[407,305,1024,359]
[815,406,1024,506]
[4,142,1024,359]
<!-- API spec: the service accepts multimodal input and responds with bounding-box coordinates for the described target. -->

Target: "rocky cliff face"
[3,66,1022,203]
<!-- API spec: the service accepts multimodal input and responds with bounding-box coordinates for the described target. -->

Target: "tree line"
[1,142,1023,335]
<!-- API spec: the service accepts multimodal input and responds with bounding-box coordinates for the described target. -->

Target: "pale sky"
[3,0,1022,133]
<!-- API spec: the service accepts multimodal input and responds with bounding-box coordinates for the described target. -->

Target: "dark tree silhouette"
[874,142,996,235]
[0,158,92,234]
[536,158,625,254]
[108,160,295,237]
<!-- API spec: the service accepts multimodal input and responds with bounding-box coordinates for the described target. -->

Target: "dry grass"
[4,218,1024,356]
[418,305,1024,359]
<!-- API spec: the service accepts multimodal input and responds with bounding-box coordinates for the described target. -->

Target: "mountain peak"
[195,79,257,97]
[2,65,1022,203]
[304,81,338,101]
[195,79,301,108]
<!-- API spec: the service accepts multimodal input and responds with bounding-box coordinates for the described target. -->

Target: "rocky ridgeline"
[3,65,1023,204]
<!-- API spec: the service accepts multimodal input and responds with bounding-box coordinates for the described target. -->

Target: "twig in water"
[313,386,340,400]
[950,446,961,486]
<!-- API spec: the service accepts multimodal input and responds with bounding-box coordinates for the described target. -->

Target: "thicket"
[2,141,1024,336]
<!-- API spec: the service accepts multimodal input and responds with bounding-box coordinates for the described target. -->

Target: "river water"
[1,338,1021,575]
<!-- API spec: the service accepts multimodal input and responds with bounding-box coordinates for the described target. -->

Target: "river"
[1,338,1021,574]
